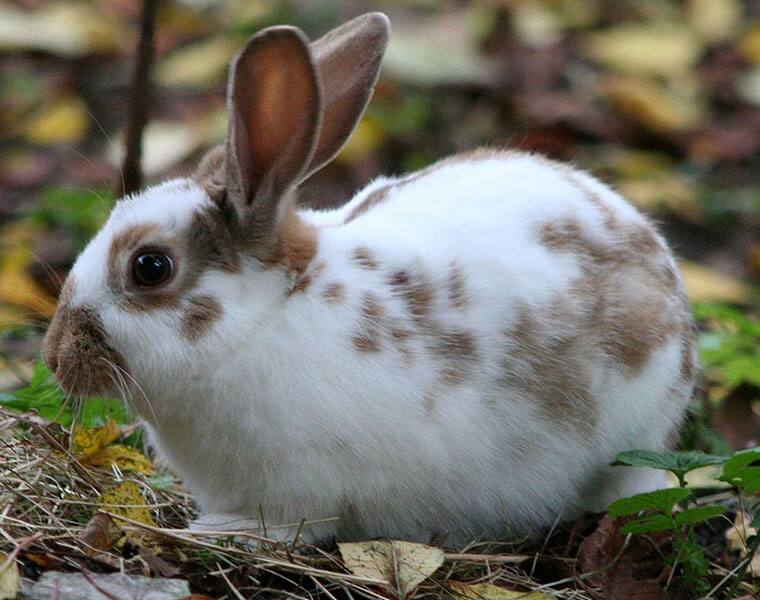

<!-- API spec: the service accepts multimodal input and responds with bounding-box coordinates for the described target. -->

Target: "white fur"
[67,153,693,545]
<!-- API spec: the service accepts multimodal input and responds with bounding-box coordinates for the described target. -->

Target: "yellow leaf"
[449,581,551,599]
[335,117,385,165]
[0,2,121,56]
[740,25,760,65]
[157,37,239,89]
[98,481,155,529]
[686,0,742,45]
[0,304,33,330]
[0,224,58,318]
[23,96,89,145]
[86,444,156,475]
[603,76,705,135]
[339,540,444,597]
[583,24,702,78]
[0,555,20,600]
[617,174,702,222]
[71,418,120,459]
[679,260,754,305]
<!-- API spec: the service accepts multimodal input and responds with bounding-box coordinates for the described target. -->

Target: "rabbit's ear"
[302,12,389,180]
[225,26,321,226]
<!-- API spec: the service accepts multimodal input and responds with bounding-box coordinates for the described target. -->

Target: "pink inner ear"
[227,27,322,205]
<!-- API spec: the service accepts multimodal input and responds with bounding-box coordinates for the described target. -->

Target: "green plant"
[610,450,727,597]
[0,361,131,428]
[610,448,760,598]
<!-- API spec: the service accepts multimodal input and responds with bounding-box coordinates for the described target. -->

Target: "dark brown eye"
[132,252,173,287]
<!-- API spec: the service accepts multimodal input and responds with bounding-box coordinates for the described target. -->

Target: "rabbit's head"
[42,14,389,409]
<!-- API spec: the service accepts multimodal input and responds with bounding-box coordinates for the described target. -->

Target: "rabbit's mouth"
[43,295,128,399]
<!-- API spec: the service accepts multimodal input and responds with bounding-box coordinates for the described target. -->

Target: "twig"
[121,0,159,196]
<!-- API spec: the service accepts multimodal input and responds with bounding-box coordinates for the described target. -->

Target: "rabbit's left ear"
[303,12,390,180]
[225,25,322,223]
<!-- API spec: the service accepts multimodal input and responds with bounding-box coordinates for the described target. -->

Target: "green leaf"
[612,449,726,479]
[719,448,760,493]
[674,505,725,526]
[621,513,675,534]
[608,488,691,517]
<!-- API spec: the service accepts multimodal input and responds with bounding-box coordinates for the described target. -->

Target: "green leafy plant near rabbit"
[610,447,760,598]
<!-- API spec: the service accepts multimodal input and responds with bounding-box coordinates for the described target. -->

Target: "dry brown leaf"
[449,581,551,599]
[739,24,760,64]
[0,555,20,600]
[679,260,754,304]
[80,512,116,553]
[618,174,701,222]
[339,540,444,597]
[725,512,760,576]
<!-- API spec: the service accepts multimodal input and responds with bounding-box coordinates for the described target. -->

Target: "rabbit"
[42,12,696,546]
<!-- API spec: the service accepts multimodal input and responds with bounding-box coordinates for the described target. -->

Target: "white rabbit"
[43,13,695,545]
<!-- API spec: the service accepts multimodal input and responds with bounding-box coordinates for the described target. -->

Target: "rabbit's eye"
[132,252,173,287]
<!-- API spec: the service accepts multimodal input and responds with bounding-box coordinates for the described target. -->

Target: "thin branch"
[120,0,159,197]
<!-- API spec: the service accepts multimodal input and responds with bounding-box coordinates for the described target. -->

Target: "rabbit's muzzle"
[43,303,127,398]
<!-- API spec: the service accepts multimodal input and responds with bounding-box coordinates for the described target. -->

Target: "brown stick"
[120,0,159,197]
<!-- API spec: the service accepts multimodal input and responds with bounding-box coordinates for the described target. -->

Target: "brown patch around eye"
[181,295,223,342]
[107,223,162,290]
[352,246,379,270]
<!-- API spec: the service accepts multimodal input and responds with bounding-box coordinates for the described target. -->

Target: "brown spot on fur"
[441,366,466,386]
[679,321,697,381]
[537,212,682,377]
[181,295,222,341]
[321,282,346,304]
[352,292,384,353]
[43,283,128,398]
[344,185,392,224]
[423,391,437,415]
[500,306,597,435]
[289,262,325,296]
[389,270,433,322]
[562,169,620,231]
[352,246,378,270]
[447,261,467,311]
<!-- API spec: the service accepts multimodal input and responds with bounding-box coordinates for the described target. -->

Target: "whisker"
[76,98,126,197]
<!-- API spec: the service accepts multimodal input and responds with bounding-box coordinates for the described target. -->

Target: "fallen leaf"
[80,513,116,553]
[98,481,155,529]
[686,0,742,44]
[384,11,494,86]
[23,96,89,145]
[72,418,120,459]
[617,174,701,222]
[0,2,122,56]
[679,260,754,304]
[339,540,444,597]
[583,24,702,78]
[449,581,551,599]
[25,572,190,599]
[0,223,58,320]
[579,515,672,600]
[725,511,760,576]
[739,24,760,64]
[603,76,705,135]
[157,36,239,89]
[0,555,20,600]
[85,444,156,475]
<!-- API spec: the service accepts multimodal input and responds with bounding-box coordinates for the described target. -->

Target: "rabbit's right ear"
[224,26,322,237]
[303,13,390,180]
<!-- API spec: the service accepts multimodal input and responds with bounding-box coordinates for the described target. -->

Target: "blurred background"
[0,0,758,448]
